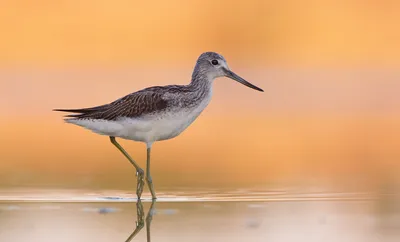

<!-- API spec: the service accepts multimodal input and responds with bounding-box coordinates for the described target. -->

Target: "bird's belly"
[117,110,202,143]
[150,113,199,141]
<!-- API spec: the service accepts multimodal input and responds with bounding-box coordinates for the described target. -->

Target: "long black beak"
[223,68,263,92]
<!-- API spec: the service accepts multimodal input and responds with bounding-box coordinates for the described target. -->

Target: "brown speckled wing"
[54,89,168,120]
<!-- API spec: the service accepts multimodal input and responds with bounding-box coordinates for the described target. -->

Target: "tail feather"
[53,108,85,113]
[64,114,85,118]
[53,104,109,114]
[53,105,109,120]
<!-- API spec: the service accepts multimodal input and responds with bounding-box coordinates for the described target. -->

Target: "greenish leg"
[146,147,157,200]
[109,136,145,199]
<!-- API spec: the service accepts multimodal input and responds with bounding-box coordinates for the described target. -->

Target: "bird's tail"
[53,105,108,119]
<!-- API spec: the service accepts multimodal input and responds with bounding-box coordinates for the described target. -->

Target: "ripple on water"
[0,188,380,203]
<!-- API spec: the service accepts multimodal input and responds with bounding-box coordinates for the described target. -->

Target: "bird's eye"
[211,60,219,65]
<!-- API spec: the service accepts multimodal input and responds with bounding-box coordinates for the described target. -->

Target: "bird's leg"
[146,146,157,200]
[146,199,156,242]
[109,136,145,199]
[124,200,145,242]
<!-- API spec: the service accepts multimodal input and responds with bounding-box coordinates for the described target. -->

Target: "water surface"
[1,189,399,242]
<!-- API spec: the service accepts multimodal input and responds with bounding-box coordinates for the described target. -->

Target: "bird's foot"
[136,169,145,199]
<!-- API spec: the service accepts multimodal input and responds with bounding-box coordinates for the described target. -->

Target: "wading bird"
[54,52,263,200]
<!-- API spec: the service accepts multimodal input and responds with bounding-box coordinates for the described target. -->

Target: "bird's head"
[193,52,263,92]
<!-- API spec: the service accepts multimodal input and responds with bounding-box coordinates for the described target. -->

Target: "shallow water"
[1,189,400,242]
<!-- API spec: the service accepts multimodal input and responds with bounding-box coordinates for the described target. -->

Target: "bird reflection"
[125,200,156,242]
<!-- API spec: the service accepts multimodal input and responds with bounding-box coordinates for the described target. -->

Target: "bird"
[54,52,263,200]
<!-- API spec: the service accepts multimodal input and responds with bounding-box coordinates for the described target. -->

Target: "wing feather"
[54,88,168,120]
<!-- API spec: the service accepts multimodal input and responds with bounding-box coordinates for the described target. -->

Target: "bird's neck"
[189,67,213,92]
[180,67,213,107]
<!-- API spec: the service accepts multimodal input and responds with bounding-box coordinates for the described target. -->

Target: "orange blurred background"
[0,0,399,191]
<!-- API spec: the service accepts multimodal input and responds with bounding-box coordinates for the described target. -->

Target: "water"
[1,189,399,242]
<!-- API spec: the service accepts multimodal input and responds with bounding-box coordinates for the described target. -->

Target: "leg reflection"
[125,200,156,242]
[146,200,156,242]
